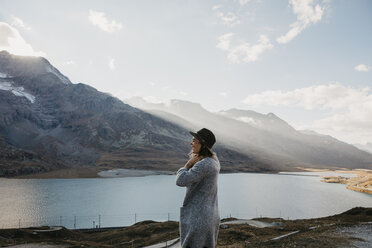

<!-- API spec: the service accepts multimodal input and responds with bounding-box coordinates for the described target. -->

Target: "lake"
[0,172,371,229]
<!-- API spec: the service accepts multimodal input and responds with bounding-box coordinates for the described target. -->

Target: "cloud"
[300,96,372,143]
[213,6,240,27]
[239,0,250,6]
[355,64,371,72]
[216,33,234,51]
[143,95,164,104]
[0,22,45,56]
[89,10,123,33]
[64,60,76,66]
[219,92,228,97]
[242,83,368,110]
[11,16,31,30]
[217,33,273,63]
[108,58,116,70]
[212,5,221,11]
[277,0,325,44]
[242,83,372,143]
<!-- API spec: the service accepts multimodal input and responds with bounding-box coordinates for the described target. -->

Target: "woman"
[176,128,220,248]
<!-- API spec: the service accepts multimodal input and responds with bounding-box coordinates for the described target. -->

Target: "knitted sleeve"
[175,160,208,187]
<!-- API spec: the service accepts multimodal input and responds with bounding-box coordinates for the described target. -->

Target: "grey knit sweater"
[176,156,220,248]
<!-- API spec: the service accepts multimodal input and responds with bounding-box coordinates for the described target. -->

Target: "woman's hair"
[198,144,213,157]
[189,143,213,158]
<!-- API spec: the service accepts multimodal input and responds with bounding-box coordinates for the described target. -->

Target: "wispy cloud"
[219,92,228,97]
[11,16,31,30]
[213,6,240,27]
[64,60,76,66]
[238,0,250,6]
[143,95,164,103]
[355,64,371,72]
[108,58,116,70]
[277,0,325,44]
[242,83,367,110]
[0,22,45,56]
[88,10,123,33]
[242,83,372,143]
[179,91,188,96]
[217,33,273,63]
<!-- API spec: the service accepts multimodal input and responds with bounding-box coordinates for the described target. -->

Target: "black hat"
[189,128,216,149]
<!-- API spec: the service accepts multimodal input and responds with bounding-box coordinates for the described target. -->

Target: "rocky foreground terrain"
[0,207,371,248]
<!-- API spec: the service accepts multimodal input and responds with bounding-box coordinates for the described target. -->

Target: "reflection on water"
[0,173,371,229]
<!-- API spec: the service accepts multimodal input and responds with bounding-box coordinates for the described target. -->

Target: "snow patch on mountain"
[0,72,8,78]
[0,81,36,103]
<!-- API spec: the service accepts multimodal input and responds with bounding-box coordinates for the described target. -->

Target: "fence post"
[99,214,101,228]
[74,216,76,229]
[256,207,258,218]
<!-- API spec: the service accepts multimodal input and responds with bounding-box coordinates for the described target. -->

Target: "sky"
[0,0,371,145]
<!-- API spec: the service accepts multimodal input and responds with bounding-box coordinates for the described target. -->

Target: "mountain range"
[0,51,266,176]
[1,50,371,177]
[126,97,372,170]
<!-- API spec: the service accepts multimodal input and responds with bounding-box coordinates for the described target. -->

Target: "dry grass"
[1,208,371,248]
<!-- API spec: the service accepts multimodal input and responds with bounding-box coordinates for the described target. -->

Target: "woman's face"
[190,137,202,154]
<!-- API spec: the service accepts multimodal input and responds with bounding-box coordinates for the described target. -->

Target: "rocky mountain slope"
[0,51,269,176]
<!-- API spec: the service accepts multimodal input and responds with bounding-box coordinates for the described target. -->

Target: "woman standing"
[176,128,220,248]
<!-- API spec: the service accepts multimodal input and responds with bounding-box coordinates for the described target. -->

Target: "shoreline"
[319,169,372,195]
[4,166,372,185]
[5,166,283,179]
[97,168,174,178]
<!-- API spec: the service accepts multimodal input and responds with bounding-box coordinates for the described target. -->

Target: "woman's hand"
[185,153,200,169]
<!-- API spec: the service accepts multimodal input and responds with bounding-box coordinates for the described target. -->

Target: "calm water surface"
[0,172,371,229]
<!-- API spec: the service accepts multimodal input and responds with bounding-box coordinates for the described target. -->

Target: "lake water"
[0,172,371,229]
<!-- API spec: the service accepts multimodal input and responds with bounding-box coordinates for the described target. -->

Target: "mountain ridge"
[0,51,271,177]
[126,96,372,170]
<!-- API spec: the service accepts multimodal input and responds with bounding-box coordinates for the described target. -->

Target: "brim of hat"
[189,131,213,151]
[189,131,203,143]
